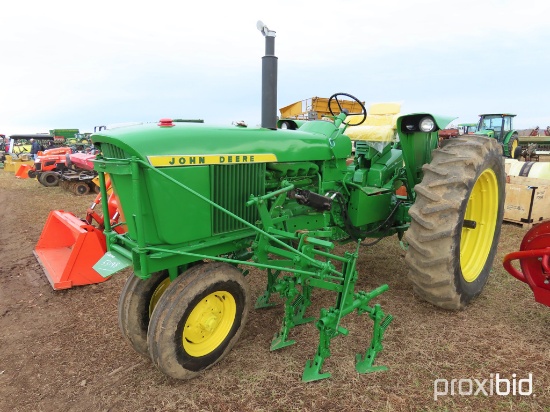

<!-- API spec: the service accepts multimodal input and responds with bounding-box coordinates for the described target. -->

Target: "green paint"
[91,110,455,380]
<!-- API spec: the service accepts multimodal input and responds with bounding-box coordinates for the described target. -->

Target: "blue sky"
[1,0,549,135]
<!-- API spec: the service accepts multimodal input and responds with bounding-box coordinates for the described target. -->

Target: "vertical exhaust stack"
[257,21,277,130]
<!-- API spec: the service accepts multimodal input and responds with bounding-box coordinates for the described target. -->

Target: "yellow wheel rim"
[460,168,499,282]
[149,278,171,316]
[511,139,518,158]
[183,291,236,357]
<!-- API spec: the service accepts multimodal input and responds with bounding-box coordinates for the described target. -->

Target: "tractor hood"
[91,121,351,166]
[475,129,494,138]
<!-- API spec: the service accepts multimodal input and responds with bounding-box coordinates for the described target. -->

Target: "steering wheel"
[327,92,367,126]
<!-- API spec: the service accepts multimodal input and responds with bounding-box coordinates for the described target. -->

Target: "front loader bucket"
[34,210,110,290]
[15,163,30,178]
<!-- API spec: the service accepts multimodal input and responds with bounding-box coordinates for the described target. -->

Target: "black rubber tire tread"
[73,182,90,195]
[508,134,519,159]
[27,170,36,179]
[405,135,505,309]
[38,171,60,187]
[148,262,250,380]
[118,271,170,358]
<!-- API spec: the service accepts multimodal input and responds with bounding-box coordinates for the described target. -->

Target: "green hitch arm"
[97,170,111,234]
[245,183,295,207]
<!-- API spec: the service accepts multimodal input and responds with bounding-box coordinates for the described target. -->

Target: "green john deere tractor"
[89,24,505,383]
[475,113,520,158]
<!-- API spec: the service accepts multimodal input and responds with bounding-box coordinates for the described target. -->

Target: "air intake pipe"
[257,21,277,130]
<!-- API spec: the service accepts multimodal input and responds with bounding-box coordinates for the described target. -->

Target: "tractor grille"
[100,143,128,159]
[211,163,265,234]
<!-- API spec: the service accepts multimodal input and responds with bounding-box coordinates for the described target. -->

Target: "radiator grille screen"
[211,163,265,234]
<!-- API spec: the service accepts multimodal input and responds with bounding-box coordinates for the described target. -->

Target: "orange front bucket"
[34,210,110,290]
[15,163,30,178]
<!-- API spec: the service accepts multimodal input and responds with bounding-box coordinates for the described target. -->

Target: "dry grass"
[0,169,549,412]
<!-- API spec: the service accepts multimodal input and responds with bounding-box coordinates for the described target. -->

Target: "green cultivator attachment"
[247,184,392,381]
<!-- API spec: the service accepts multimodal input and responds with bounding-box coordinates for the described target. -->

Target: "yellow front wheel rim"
[149,278,171,317]
[460,168,499,282]
[183,291,236,357]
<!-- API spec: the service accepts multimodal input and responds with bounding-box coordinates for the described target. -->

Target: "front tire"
[148,262,250,380]
[405,135,505,309]
[38,171,59,187]
[73,181,90,195]
[118,271,171,357]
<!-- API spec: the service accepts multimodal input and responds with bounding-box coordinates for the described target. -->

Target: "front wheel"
[148,262,250,379]
[72,181,90,195]
[118,271,171,357]
[405,135,505,309]
[38,171,59,187]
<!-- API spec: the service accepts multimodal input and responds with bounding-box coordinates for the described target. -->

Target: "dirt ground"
[0,168,549,412]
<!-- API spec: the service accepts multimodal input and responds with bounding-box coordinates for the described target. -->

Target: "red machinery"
[503,221,550,306]
[58,152,99,195]
[22,147,73,185]
[529,126,540,137]
[34,178,126,290]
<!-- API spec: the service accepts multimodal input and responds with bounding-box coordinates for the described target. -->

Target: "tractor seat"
[344,102,401,151]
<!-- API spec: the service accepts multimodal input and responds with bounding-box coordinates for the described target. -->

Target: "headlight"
[419,116,436,133]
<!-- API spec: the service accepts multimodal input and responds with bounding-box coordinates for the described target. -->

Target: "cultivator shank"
[247,185,392,381]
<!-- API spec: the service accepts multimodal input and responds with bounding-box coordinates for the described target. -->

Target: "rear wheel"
[148,262,250,379]
[38,171,60,187]
[118,271,171,357]
[508,134,520,159]
[405,135,505,309]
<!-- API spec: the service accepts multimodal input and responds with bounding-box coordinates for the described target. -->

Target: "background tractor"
[27,146,73,186]
[438,122,477,140]
[3,134,54,173]
[475,113,520,158]
[88,23,505,383]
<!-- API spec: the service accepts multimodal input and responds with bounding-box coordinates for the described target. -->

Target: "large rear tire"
[508,134,520,159]
[148,262,250,379]
[405,135,505,309]
[118,271,171,358]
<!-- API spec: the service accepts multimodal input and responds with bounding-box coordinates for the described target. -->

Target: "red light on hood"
[158,118,175,127]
